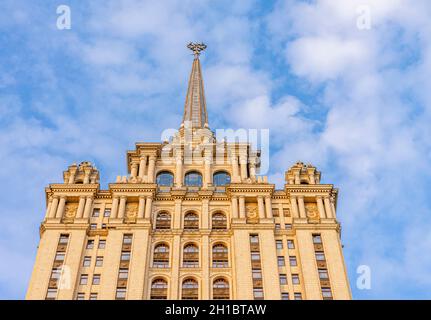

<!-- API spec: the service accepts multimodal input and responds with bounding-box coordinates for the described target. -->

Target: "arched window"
[184,212,199,230]
[184,171,203,187]
[213,171,231,186]
[150,278,168,299]
[183,243,199,268]
[212,212,227,230]
[153,243,169,268]
[212,244,229,268]
[213,278,230,299]
[157,171,174,187]
[155,212,171,230]
[182,278,198,300]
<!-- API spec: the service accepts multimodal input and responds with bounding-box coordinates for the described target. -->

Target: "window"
[213,278,230,299]
[80,274,88,285]
[287,240,295,249]
[281,292,289,300]
[277,256,285,267]
[183,244,199,268]
[118,269,129,279]
[294,292,302,300]
[157,171,174,187]
[292,274,300,285]
[276,240,283,249]
[184,213,199,230]
[90,223,97,230]
[213,171,231,186]
[285,224,292,230]
[155,212,171,230]
[212,244,228,268]
[275,223,281,230]
[289,256,297,266]
[283,208,291,217]
[59,234,69,244]
[250,235,259,244]
[315,252,325,261]
[184,171,203,187]
[252,269,262,279]
[121,252,130,261]
[313,234,322,244]
[319,269,329,280]
[96,256,103,267]
[322,287,333,300]
[76,292,85,300]
[92,274,101,285]
[123,234,133,244]
[89,293,98,300]
[279,274,288,285]
[51,269,61,279]
[272,209,279,217]
[151,278,168,300]
[153,243,169,268]
[46,288,57,300]
[253,288,264,300]
[92,209,100,217]
[98,240,106,249]
[182,278,199,300]
[83,256,91,267]
[86,240,94,249]
[212,213,227,230]
[104,209,111,217]
[251,253,261,261]
[116,288,126,300]
[101,223,107,229]
[55,253,65,261]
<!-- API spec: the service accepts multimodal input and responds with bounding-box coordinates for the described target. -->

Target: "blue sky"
[1,0,431,299]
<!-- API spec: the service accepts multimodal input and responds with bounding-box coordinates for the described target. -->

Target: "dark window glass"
[213,172,231,186]
[184,172,203,187]
[157,172,174,187]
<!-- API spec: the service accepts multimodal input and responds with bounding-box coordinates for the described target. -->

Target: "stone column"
[231,196,239,219]
[324,196,333,219]
[130,162,138,179]
[144,196,153,219]
[202,199,209,229]
[249,159,256,182]
[48,196,59,219]
[111,196,119,218]
[138,195,146,219]
[330,198,337,219]
[138,155,147,181]
[204,152,212,188]
[297,196,306,218]
[68,168,77,184]
[231,155,240,183]
[118,196,127,219]
[202,235,210,299]
[76,196,86,218]
[290,196,299,218]
[83,169,91,184]
[308,173,316,184]
[175,151,183,188]
[44,197,53,219]
[239,196,246,219]
[55,196,66,219]
[265,196,273,218]
[257,196,265,219]
[316,196,326,219]
[239,154,248,182]
[83,196,93,219]
[147,155,156,183]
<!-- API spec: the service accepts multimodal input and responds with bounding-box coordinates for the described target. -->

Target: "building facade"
[26,43,351,300]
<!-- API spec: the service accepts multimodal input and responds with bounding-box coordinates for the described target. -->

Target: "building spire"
[182,42,208,129]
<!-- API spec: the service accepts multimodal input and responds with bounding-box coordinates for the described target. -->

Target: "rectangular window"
[294,292,302,300]
[90,223,97,230]
[80,274,88,285]
[277,256,285,267]
[285,224,292,230]
[253,288,264,300]
[251,253,261,261]
[86,240,94,249]
[322,287,333,300]
[276,240,283,249]
[319,269,329,280]
[92,209,100,217]
[275,223,281,230]
[101,223,107,229]
[95,256,103,267]
[59,234,69,244]
[76,292,85,300]
[281,292,289,300]
[315,252,325,261]
[279,274,288,285]
[153,261,169,268]
[183,261,199,268]
[55,253,65,261]
[272,209,279,217]
[289,256,297,266]
[89,293,98,300]
[252,269,262,279]
[46,288,57,300]
[118,269,129,279]
[249,234,259,243]
[83,256,91,267]
[292,274,300,285]
[116,288,126,300]
[312,234,322,244]
[287,240,295,249]
[104,209,111,217]
[98,240,106,249]
[123,234,133,244]
[283,209,290,217]
[50,269,61,279]
[121,252,131,261]
[92,274,101,285]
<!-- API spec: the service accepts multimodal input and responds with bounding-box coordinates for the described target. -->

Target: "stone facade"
[26,44,351,300]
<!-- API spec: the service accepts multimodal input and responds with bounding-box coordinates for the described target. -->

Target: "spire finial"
[187,42,207,58]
